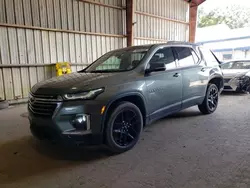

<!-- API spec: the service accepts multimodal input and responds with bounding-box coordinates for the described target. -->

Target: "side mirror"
[145,62,166,74]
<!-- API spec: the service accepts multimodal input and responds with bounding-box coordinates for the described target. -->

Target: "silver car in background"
[221,60,250,92]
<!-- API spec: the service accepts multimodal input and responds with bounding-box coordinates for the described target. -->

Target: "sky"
[200,0,250,11]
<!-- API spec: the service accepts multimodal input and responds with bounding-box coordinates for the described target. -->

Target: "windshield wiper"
[78,69,86,73]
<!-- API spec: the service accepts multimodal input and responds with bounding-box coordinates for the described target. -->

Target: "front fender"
[100,91,147,133]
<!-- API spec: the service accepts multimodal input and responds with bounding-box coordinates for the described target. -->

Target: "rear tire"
[198,84,219,114]
[105,102,143,154]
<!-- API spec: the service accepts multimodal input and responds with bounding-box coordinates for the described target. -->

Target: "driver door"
[145,47,182,121]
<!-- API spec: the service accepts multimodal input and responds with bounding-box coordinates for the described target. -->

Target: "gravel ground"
[0,92,250,188]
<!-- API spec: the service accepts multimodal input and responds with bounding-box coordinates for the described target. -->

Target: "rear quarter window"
[174,47,196,67]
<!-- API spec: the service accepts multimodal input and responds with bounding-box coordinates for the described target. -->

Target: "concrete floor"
[0,93,250,188]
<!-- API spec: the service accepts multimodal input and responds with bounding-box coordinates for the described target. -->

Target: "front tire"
[198,83,219,114]
[105,102,143,154]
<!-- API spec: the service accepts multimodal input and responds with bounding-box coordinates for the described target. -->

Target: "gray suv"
[28,42,224,153]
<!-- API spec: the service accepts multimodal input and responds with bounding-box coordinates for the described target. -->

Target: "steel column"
[189,5,198,42]
[126,0,134,46]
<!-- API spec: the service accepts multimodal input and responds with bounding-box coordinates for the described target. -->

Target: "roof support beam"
[187,0,206,42]
[184,0,206,6]
[126,0,134,46]
[189,5,198,42]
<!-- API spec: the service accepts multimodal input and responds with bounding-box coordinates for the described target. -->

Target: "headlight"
[64,88,104,100]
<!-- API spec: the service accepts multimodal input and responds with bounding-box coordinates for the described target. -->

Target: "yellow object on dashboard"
[56,62,72,76]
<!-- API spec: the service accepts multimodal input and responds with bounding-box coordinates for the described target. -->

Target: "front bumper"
[223,76,250,92]
[29,100,105,146]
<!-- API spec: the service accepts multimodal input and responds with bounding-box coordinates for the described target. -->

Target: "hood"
[222,69,250,78]
[31,72,119,95]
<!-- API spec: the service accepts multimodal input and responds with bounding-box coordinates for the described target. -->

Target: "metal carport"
[0,0,204,104]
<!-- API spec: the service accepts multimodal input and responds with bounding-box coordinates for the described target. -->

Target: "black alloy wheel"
[198,83,219,114]
[112,109,140,147]
[105,102,143,153]
[207,86,219,111]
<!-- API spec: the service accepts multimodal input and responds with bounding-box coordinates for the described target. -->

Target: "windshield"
[221,61,250,69]
[84,46,150,73]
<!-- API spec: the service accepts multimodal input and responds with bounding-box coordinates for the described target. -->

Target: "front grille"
[28,94,60,117]
[30,93,59,100]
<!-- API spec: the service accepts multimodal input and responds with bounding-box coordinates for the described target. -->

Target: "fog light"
[71,114,90,130]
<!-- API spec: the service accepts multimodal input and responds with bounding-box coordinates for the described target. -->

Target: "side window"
[221,62,233,69]
[199,47,219,67]
[149,47,176,69]
[174,47,195,67]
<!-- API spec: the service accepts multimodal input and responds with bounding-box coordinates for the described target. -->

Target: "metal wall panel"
[73,1,80,31]
[60,0,68,29]
[0,0,188,102]
[39,0,48,28]
[54,0,61,29]
[17,28,29,98]
[0,0,6,23]
[47,0,55,28]
[0,67,4,99]
[56,32,64,62]
[8,28,22,99]
[62,32,70,62]
[23,0,33,25]
[31,0,41,27]
[0,0,125,34]
[14,0,24,25]
[34,30,45,83]
[134,0,189,45]
[0,28,125,101]
[26,29,38,91]
[134,39,165,46]
[5,0,15,24]
[0,27,14,100]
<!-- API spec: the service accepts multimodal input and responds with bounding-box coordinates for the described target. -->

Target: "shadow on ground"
[0,136,111,184]
[168,109,202,119]
[1,101,233,184]
[20,112,28,118]
[221,91,248,96]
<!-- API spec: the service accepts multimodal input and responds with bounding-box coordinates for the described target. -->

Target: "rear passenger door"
[173,47,208,109]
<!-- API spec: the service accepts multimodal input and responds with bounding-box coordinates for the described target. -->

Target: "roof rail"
[167,41,198,46]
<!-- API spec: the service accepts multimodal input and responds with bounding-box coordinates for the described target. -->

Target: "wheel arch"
[101,92,147,135]
[208,75,224,91]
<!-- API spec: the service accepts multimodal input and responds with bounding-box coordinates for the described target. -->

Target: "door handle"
[201,68,206,72]
[173,73,180,77]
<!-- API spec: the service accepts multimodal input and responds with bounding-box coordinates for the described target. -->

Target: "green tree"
[198,5,250,29]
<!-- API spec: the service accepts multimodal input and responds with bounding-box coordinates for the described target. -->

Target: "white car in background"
[221,60,250,93]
